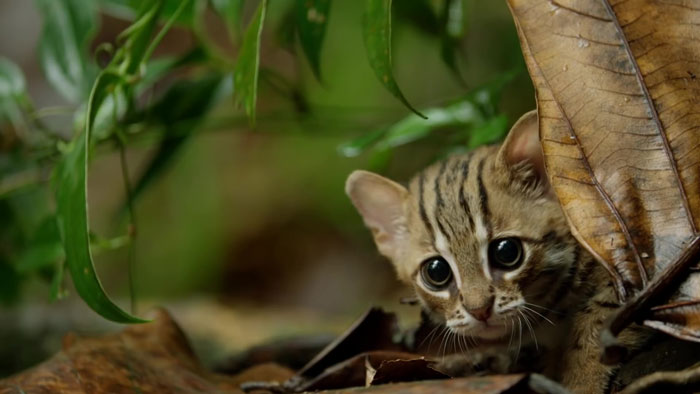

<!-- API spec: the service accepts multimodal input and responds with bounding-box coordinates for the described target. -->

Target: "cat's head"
[346,111,579,340]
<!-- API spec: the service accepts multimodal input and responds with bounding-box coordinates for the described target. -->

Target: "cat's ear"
[346,170,409,260]
[497,110,551,196]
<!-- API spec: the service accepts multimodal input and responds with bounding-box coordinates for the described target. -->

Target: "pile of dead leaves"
[0,308,567,394]
[4,308,700,393]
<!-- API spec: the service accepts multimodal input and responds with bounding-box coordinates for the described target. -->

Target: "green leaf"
[440,0,466,81]
[54,71,145,323]
[374,100,478,150]
[129,74,232,204]
[339,73,518,156]
[0,58,26,98]
[0,57,29,130]
[296,0,330,81]
[35,0,98,102]
[363,0,425,119]
[117,0,167,76]
[137,47,208,94]
[211,0,245,40]
[337,127,387,158]
[234,0,267,125]
[159,0,197,25]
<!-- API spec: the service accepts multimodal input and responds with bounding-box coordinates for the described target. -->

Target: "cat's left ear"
[496,110,551,195]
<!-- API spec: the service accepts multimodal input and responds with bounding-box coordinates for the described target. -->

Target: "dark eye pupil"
[489,238,523,268]
[422,257,452,288]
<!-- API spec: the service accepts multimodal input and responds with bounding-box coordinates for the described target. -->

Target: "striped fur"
[346,111,648,393]
[406,148,592,344]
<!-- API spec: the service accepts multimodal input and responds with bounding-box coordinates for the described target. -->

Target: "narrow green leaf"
[374,101,477,150]
[234,0,267,125]
[0,57,29,130]
[363,0,425,119]
[0,58,26,98]
[339,73,518,156]
[137,47,208,94]
[129,74,232,203]
[35,0,98,102]
[118,0,166,75]
[54,72,145,323]
[338,127,387,158]
[296,0,330,81]
[440,0,466,81]
[159,0,197,25]
[211,0,245,40]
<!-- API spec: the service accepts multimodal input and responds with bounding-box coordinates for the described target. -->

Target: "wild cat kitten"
[345,111,646,393]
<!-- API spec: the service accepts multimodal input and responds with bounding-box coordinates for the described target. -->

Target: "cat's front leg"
[559,288,647,394]
[434,349,512,377]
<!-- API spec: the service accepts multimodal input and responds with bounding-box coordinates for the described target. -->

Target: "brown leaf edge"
[601,238,700,364]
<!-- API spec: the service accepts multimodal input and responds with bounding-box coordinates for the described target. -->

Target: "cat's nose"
[467,296,494,322]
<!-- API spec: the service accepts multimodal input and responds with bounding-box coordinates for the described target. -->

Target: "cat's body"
[346,111,647,393]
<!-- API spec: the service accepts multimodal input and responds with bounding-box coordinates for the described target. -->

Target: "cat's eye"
[488,238,524,270]
[420,257,453,289]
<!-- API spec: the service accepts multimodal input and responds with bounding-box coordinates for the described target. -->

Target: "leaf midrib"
[602,0,698,236]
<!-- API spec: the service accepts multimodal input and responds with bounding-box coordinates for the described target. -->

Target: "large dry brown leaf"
[507,0,700,341]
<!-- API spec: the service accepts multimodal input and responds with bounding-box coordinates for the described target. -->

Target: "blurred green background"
[0,0,533,376]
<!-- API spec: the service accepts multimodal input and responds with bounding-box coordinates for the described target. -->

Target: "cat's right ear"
[345,170,409,260]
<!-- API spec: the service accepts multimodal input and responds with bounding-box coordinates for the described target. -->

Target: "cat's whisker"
[456,331,463,354]
[522,305,555,326]
[439,326,450,359]
[524,301,563,317]
[419,323,442,351]
[438,325,449,350]
[431,325,448,356]
[518,309,539,351]
[515,315,523,363]
[507,316,515,352]
[463,332,471,354]
[448,329,455,358]
[452,331,459,355]
[446,330,453,357]
[457,331,468,355]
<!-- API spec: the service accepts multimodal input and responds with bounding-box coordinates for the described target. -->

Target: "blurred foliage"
[0,0,530,322]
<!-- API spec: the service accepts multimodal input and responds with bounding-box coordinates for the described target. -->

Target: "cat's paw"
[433,352,511,377]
